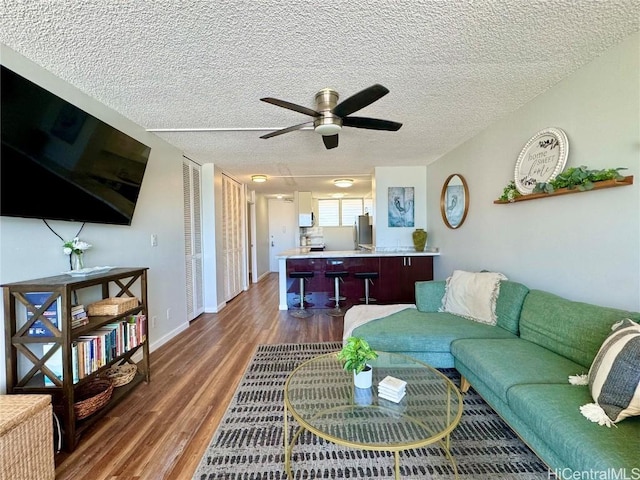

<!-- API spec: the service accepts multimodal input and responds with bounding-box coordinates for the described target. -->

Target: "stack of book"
[378,375,407,403]
[71,304,89,329]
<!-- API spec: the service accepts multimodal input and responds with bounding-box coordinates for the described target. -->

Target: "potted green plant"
[337,337,378,388]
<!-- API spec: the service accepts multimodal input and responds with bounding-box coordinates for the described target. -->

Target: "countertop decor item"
[440,174,469,229]
[412,228,427,252]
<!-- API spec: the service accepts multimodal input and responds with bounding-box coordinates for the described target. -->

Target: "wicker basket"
[87,297,139,316]
[103,363,137,387]
[74,379,114,420]
[0,395,55,480]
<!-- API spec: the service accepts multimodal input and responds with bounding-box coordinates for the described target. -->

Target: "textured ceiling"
[1,1,638,198]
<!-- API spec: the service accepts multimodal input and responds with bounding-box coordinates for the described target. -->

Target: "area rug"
[192,342,548,479]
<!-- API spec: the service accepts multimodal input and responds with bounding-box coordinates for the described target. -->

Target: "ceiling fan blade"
[260,121,313,139]
[342,116,403,131]
[260,97,320,117]
[331,84,390,118]
[322,134,339,149]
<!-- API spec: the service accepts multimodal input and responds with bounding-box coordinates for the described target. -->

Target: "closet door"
[183,160,204,319]
[222,173,244,301]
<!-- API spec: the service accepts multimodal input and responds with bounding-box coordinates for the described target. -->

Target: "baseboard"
[154,321,189,350]
[129,321,189,364]
[256,271,270,283]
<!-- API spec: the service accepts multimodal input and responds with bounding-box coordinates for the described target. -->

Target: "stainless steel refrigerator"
[355,214,373,246]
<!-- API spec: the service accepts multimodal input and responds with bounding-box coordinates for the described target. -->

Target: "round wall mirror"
[440,174,469,229]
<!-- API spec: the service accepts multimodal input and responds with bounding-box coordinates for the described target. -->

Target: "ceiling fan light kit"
[334,179,354,188]
[260,84,402,150]
[251,175,267,183]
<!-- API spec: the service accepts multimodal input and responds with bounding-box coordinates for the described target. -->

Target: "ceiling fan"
[260,84,402,149]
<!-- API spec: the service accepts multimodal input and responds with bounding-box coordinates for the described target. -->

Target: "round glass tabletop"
[284,351,462,450]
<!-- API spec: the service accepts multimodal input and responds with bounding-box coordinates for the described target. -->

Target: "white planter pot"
[353,365,373,389]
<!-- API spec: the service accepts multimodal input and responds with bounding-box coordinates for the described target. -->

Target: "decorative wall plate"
[514,128,569,194]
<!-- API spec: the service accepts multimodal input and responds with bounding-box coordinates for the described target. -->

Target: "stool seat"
[355,271,379,304]
[289,271,314,318]
[290,271,314,279]
[325,271,348,278]
[354,272,379,280]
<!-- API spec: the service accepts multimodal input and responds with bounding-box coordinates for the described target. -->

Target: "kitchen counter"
[276,247,440,259]
[276,248,440,310]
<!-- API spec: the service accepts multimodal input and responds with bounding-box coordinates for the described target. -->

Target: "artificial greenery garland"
[533,166,626,193]
[497,166,626,202]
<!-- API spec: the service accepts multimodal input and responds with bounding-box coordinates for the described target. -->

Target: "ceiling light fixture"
[251,175,267,183]
[333,178,354,188]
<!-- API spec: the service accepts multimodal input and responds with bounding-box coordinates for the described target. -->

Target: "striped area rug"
[192,342,548,479]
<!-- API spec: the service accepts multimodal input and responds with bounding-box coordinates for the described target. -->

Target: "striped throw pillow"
[579,318,640,427]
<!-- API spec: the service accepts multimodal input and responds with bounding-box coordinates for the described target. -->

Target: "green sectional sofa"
[348,280,640,477]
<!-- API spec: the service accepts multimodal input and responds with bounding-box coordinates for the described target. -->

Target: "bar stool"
[325,271,349,317]
[354,272,379,304]
[289,271,314,318]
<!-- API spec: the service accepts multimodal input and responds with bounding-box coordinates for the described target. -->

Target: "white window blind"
[319,198,366,226]
[341,199,363,226]
[318,199,339,226]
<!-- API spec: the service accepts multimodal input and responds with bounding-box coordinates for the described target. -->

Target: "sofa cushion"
[493,280,529,335]
[415,280,446,312]
[507,383,640,472]
[519,290,640,369]
[452,338,584,404]
[415,279,528,335]
[352,308,517,354]
[582,318,640,426]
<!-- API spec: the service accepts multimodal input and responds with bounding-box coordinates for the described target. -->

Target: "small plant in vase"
[63,237,92,270]
[337,337,378,389]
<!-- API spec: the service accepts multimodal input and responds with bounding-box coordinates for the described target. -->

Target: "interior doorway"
[268,198,296,272]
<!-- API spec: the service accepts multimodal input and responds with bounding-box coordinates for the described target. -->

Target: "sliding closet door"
[183,160,204,320]
[222,173,244,301]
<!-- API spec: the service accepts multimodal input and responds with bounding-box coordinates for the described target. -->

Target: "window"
[341,199,363,226]
[318,198,368,226]
[318,199,340,226]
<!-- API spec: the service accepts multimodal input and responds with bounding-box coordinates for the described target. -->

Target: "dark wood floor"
[54,273,343,479]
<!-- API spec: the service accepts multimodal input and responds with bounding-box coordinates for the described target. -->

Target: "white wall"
[0,46,190,393]
[374,166,428,249]
[426,32,640,311]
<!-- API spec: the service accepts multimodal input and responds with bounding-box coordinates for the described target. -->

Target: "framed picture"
[388,187,414,227]
[514,127,569,194]
[440,174,469,229]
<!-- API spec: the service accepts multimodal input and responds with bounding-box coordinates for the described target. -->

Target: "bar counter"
[276,248,440,310]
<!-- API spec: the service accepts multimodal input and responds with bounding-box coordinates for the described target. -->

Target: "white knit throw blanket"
[342,304,417,343]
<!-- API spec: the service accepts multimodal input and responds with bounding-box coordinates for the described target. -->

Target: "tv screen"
[1,65,151,225]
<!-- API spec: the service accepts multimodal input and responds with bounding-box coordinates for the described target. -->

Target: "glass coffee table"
[284,351,463,479]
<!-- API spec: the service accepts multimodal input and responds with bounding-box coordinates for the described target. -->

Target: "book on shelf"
[71,304,85,314]
[71,317,89,329]
[24,292,61,336]
[43,343,63,386]
[72,314,147,382]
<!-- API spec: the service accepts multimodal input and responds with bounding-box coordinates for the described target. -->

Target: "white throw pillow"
[439,270,507,325]
[577,318,640,427]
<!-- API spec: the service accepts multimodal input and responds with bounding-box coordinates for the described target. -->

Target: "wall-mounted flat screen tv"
[1,65,151,225]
